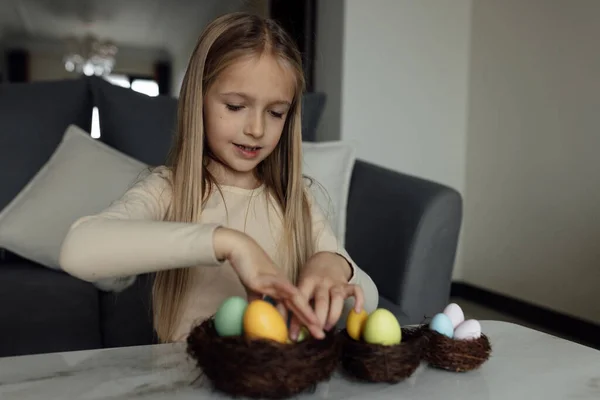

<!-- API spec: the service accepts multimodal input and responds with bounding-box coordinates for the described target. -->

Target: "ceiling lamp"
[63,35,118,76]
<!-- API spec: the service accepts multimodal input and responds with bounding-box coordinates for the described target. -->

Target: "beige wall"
[29,52,76,82]
[316,0,472,198]
[4,38,167,82]
[316,0,472,282]
[316,0,600,325]
[339,0,471,198]
[29,47,164,82]
[461,0,600,324]
[6,0,268,87]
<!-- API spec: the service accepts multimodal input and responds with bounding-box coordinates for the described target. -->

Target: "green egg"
[214,296,248,337]
[296,327,310,342]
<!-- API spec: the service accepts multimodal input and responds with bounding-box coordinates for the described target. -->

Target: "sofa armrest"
[345,159,462,324]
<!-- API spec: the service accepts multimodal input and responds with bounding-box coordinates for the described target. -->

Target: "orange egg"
[243,299,288,343]
[346,308,369,340]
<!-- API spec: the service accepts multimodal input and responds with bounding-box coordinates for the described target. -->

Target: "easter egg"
[454,319,482,340]
[214,296,248,337]
[362,308,402,346]
[429,313,454,338]
[243,299,289,343]
[296,327,309,342]
[443,303,465,328]
[296,326,310,343]
[346,309,369,340]
[286,327,310,344]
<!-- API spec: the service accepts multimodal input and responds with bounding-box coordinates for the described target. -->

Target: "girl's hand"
[214,227,325,339]
[287,252,364,340]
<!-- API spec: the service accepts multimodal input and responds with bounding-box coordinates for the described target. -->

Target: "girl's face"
[204,53,296,188]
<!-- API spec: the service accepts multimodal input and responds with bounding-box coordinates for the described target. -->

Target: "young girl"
[59,12,378,344]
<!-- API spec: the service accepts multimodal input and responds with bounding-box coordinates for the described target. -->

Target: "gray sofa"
[0,77,462,357]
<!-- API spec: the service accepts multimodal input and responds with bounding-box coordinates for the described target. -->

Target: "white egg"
[454,319,482,340]
[443,303,465,328]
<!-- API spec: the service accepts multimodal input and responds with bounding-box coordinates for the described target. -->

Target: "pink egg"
[454,319,482,340]
[443,303,465,328]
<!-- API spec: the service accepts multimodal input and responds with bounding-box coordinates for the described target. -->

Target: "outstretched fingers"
[260,276,324,339]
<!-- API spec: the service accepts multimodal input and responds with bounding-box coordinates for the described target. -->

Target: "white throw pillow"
[0,124,148,290]
[302,141,356,246]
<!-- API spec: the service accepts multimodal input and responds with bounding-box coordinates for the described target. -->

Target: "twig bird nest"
[422,328,492,372]
[187,317,340,399]
[423,304,492,372]
[339,326,426,383]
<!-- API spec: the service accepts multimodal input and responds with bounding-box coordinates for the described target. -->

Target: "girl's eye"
[270,111,284,119]
[226,104,243,112]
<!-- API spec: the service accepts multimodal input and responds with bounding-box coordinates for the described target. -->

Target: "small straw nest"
[422,328,492,372]
[338,326,426,383]
[186,317,340,399]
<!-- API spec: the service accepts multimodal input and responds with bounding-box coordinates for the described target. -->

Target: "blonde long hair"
[152,12,314,342]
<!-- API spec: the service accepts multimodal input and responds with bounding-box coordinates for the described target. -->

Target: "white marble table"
[1,321,599,400]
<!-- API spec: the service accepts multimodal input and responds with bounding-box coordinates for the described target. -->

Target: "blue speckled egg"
[429,313,454,338]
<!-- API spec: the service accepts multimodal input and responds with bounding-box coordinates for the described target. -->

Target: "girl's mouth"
[234,143,262,158]
[234,144,261,151]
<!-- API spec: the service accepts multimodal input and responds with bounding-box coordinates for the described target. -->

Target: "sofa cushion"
[0,260,102,357]
[100,273,157,348]
[90,76,177,166]
[0,125,147,283]
[302,141,356,245]
[0,78,93,213]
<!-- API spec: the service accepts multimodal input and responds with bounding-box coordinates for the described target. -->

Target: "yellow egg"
[362,308,402,346]
[243,299,288,344]
[346,309,369,340]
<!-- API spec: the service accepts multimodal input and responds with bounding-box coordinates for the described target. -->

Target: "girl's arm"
[307,190,380,314]
[286,186,379,338]
[59,167,224,282]
[60,167,325,338]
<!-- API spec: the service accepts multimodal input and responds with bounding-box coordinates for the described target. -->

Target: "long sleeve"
[306,187,380,316]
[59,166,223,285]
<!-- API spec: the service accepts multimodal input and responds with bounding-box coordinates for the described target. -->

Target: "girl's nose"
[244,111,265,138]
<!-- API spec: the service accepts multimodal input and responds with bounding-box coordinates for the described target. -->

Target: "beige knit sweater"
[59,166,379,341]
